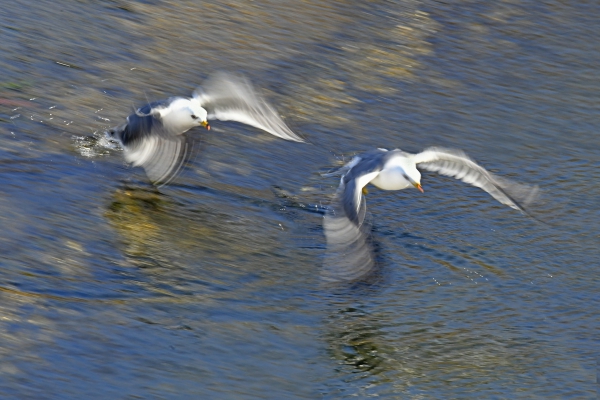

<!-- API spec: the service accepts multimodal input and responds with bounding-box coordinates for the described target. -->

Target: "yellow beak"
[201,120,210,130]
[414,183,424,193]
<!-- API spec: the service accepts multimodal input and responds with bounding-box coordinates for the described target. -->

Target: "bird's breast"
[370,167,411,190]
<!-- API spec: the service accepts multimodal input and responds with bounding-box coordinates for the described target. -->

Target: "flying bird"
[321,147,539,283]
[107,73,303,186]
[327,147,538,226]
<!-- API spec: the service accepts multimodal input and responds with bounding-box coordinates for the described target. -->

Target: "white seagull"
[321,147,539,283]
[327,147,539,226]
[107,72,304,186]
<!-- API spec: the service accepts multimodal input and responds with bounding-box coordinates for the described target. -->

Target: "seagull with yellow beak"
[107,72,304,186]
[326,147,538,226]
[321,146,540,282]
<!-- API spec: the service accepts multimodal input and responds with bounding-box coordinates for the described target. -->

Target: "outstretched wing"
[413,147,539,212]
[193,72,304,142]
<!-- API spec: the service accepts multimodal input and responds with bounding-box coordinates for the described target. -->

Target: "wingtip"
[293,135,307,143]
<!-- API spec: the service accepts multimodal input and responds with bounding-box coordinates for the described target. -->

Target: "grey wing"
[135,100,171,117]
[322,204,376,283]
[336,149,387,226]
[413,147,539,212]
[321,150,388,283]
[118,99,181,146]
[193,72,304,142]
[116,112,195,186]
[124,135,194,187]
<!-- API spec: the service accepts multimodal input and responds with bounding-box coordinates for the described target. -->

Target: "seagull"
[107,72,304,186]
[327,147,539,226]
[321,147,539,283]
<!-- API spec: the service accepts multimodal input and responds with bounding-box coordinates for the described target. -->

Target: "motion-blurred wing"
[341,170,380,226]
[413,147,538,212]
[193,72,304,142]
[320,150,391,282]
[118,113,196,186]
[322,200,376,283]
[123,135,193,186]
[339,150,388,225]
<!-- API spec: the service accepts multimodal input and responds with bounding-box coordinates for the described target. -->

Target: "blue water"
[0,0,597,398]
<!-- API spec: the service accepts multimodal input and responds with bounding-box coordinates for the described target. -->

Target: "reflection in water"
[321,288,577,398]
[105,187,166,259]
[321,288,402,398]
[328,308,386,371]
[103,182,316,298]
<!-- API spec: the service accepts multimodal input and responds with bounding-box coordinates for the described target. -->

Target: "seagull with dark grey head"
[107,72,304,186]
[321,147,539,283]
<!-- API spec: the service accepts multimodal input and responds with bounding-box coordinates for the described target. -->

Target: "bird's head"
[404,166,423,193]
[188,101,210,130]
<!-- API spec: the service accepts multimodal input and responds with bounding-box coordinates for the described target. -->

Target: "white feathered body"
[369,155,421,191]
[156,98,207,135]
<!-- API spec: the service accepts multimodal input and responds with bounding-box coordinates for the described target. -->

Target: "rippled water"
[0,0,598,398]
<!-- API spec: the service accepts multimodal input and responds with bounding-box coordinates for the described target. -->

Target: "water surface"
[0,0,598,398]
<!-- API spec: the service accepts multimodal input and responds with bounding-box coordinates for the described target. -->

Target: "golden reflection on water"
[106,188,165,258]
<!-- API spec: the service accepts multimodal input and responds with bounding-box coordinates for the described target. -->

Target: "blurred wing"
[193,72,304,142]
[338,150,387,225]
[123,135,195,187]
[413,147,539,212]
[341,170,380,226]
[323,154,381,282]
[322,202,376,283]
[119,113,197,187]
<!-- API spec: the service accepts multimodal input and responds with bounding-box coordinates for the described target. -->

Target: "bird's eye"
[191,114,198,120]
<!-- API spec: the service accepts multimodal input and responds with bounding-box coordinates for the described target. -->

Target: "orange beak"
[201,120,210,130]
[415,183,424,193]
